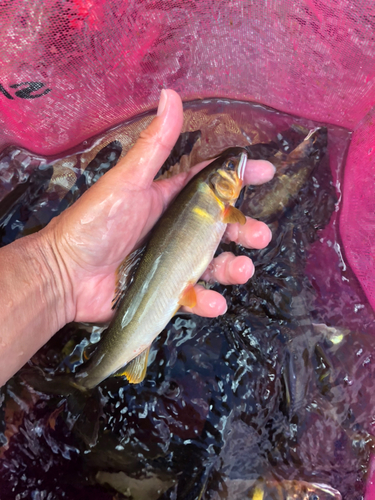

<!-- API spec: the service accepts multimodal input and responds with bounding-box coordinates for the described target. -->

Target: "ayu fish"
[249,479,341,500]
[241,127,327,221]
[68,148,248,390]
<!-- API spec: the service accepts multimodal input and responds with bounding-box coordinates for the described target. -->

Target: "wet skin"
[0,89,275,385]
[49,89,276,323]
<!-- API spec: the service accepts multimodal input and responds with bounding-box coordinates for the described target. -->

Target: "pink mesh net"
[0,0,374,313]
[0,0,375,493]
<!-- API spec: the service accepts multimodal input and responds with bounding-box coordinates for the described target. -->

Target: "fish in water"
[19,140,124,237]
[241,127,327,221]
[28,148,249,392]
[249,479,341,500]
[17,130,202,238]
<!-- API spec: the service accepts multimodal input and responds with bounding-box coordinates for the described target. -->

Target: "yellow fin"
[252,486,264,500]
[222,206,246,225]
[178,285,197,308]
[117,347,150,384]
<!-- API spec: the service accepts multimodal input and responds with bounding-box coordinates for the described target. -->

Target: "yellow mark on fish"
[192,206,214,221]
[252,486,264,500]
[212,192,226,210]
[199,180,227,210]
[330,333,344,345]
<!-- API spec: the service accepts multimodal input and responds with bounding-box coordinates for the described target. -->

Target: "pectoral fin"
[252,486,265,500]
[223,206,246,225]
[178,285,197,308]
[116,347,150,384]
[112,245,146,310]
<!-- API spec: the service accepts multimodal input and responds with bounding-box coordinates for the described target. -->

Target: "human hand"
[44,89,275,324]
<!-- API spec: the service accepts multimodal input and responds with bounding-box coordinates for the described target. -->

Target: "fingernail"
[267,225,273,243]
[220,301,228,315]
[157,89,168,117]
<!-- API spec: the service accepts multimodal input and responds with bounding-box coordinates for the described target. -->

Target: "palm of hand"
[54,178,172,323]
[47,90,275,325]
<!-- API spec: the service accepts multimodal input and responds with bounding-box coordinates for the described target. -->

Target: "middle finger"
[201,252,255,285]
[223,216,272,249]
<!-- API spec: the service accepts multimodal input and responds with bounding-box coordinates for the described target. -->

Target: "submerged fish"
[241,127,327,221]
[19,141,123,237]
[312,323,351,348]
[249,479,341,500]
[48,148,248,391]
[17,131,201,238]
[156,129,202,178]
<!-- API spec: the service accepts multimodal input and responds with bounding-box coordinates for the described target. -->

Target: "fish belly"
[117,217,227,363]
[80,210,226,389]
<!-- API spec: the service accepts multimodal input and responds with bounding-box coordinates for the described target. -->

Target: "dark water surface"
[0,99,374,500]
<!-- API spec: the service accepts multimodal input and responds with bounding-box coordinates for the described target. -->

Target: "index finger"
[243,159,276,186]
[187,157,276,187]
[155,157,276,210]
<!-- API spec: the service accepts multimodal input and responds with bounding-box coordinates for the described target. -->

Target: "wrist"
[14,230,72,331]
[39,219,76,326]
[0,229,73,384]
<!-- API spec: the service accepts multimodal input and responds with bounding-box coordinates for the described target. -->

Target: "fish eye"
[226,160,235,171]
[309,495,319,500]
[164,380,181,399]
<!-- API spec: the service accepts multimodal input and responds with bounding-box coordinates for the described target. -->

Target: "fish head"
[278,480,342,500]
[208,149,247,204]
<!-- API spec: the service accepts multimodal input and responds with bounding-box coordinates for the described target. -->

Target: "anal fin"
[115,347,150,384]
[223,205,246,225]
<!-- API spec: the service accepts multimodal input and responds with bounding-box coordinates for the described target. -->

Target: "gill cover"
[209,150,247,204]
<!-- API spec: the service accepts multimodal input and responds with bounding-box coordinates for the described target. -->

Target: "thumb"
[113,89,184,187]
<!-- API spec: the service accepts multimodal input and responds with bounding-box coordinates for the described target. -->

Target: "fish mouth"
[237,152,247,181]
[304,127,321,141]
